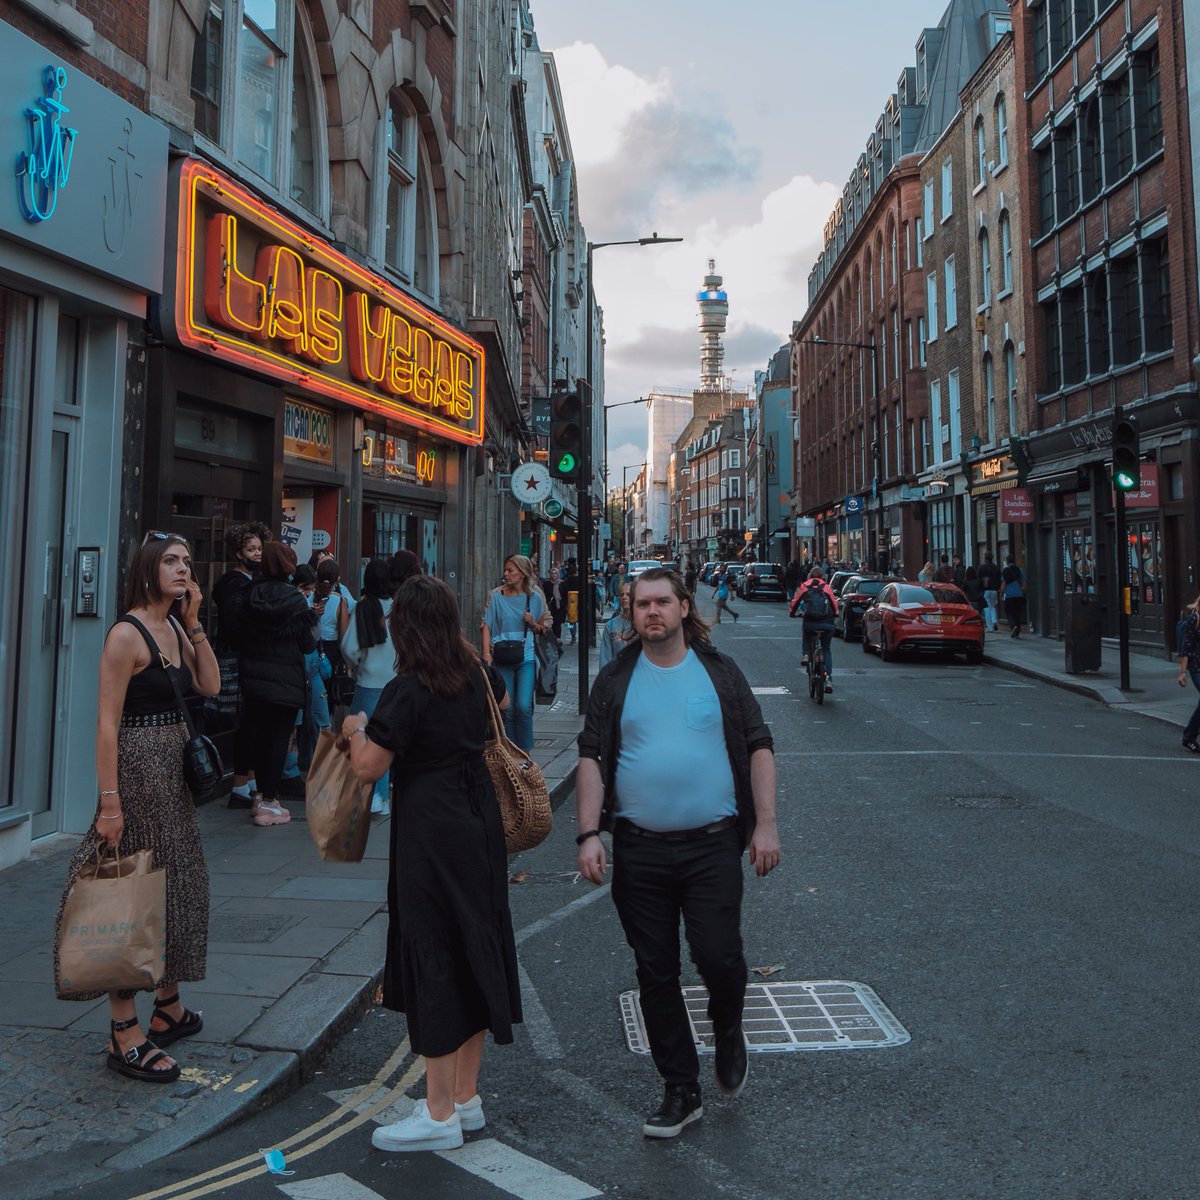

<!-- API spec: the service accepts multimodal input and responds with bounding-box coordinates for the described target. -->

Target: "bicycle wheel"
[814,658,825,705]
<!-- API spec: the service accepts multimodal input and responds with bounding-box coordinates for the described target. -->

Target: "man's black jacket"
[577,639,773,851]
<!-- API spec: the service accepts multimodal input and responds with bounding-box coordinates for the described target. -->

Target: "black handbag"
[492,595,529,667]
[120,616,225,805]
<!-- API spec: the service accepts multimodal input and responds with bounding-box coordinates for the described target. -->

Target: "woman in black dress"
[341,575,521,1153]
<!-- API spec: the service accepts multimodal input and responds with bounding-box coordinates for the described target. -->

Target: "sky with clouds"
[531,0,950,482]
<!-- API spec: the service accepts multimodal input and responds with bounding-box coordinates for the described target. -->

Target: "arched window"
[979,229,992,306]
[983,352,995,444]
[1004,341,1018,435]
[190,1,327,218]
[999,211,1013,292]
[381,94,439,300]
[995,94,1009,167]
[975,117,987,186]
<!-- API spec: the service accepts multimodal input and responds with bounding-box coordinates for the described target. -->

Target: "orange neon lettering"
[411,327,435,406]
[302,269,343,365]
[256,244,307,351]
[385,313,414,397]
[204,214,266,335]
[432,339,456,413]
[347,292,389,384]
[453,352,474,420]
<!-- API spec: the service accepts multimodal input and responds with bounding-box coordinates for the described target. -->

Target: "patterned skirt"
[54,719,210,1001]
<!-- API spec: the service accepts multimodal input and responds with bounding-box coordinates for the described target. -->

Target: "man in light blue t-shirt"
[576,569,780,1140]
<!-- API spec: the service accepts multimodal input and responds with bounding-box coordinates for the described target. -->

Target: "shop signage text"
[282,399,333,464]
[998,487,1034,523]
[166,160,485,446]
[16,66,75,223]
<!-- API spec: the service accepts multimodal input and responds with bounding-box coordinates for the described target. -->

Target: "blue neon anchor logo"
[16,66,77,223]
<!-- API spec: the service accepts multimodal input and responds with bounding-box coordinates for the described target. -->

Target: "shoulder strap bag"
[119,616,225,805]
[492,594,530,667]
[481,669,551,852]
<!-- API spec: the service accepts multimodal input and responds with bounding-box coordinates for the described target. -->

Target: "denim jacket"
[577,639,773,850]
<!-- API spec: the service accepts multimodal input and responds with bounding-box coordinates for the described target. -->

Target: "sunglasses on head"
[141,530,189,547]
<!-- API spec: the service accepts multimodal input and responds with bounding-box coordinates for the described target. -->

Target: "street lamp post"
[580,235,682,713]
[798,336,884,572]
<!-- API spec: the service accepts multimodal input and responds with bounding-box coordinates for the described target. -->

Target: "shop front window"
[0,288,37,807]
[1130,522,1162,607]
[1060,527,1096,596]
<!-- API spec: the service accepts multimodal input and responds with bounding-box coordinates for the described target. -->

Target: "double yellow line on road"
[128,1038,423,1200]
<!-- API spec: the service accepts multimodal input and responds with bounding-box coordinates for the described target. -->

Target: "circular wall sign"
[542,497,564,519]
[510,461,552,504]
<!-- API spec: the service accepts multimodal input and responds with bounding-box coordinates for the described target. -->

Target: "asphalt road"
[59,601,1200,1200]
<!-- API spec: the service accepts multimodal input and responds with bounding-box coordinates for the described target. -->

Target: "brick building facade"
[1013,0,1199,647]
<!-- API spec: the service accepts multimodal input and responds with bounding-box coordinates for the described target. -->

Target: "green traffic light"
[556,452,578,474]
[1114,470,1136,491]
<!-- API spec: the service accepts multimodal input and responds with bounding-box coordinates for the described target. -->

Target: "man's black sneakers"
[714,1027,748,1097]
[642,1084,703,1138]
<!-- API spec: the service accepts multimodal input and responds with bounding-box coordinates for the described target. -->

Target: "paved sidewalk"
[0,646,592,1199]
[982,626,1195,733]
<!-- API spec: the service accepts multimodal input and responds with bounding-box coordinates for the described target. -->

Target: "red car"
[860,582,985,663]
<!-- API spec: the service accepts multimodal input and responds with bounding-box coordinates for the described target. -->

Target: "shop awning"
[970,477,1021,496]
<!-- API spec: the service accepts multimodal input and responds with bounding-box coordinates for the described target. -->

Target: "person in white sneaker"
[576,568,780,1139]
[341,576,522,1153]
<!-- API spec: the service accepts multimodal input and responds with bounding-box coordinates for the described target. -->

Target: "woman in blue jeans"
[481,555,549,752]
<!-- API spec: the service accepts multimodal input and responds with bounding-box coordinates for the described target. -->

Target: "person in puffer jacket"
[238,542,316,827]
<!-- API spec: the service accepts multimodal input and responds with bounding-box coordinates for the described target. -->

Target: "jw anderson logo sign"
[15,65,77,223]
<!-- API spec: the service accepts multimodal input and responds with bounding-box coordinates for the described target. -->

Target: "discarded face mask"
[261,1149,294,1176]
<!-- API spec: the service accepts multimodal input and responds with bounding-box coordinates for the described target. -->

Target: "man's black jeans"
[611,823,746,1086]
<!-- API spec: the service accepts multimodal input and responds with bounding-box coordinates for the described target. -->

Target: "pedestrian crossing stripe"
[437,1139,601,1199]
[278,1174,384,1200]
[751,686,790,695]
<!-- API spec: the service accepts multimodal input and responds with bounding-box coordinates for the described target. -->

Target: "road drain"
[620,980,910,1054]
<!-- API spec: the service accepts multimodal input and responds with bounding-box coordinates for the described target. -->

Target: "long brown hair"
[388,575,481,698]
[124,533,191,611]
[630,567,711,648]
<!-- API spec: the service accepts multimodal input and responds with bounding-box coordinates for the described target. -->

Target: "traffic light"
[1112,415,1140,493]
[549,391,583,482]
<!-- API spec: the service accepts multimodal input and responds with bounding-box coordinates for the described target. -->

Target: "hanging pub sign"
[160,159,485,446]
[282,399,334,464]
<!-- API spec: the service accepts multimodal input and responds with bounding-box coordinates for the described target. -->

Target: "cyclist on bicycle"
[789,566,838,693]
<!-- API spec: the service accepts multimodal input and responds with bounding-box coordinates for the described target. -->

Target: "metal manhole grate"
[619,980,910,1054]
[951,794,1025,810]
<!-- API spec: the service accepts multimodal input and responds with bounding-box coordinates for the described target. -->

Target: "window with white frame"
[941,157,953,220]
[190,0,324,217]
[999,211,1013,293]
[728,506,741,530]
[983,352,995,444]
[920,416,930,469]
[948,368,961,456]
[922,181,934,237]
[975,118,987,187]
[917,315,927,365]
[930,379,942,460]
[979,231,992,306]
[995,93,1009,167]
[944,255,957,328]
[728,448,741,468]
[915,218,923,266]
[1004,341,1018,434]
[926,275,939,340]
[727,476,741,499]
[382,94,438,298]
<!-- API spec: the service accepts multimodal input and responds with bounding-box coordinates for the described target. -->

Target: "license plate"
[923,614,951,624]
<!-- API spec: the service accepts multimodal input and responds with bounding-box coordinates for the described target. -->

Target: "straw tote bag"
[481,671,551,853]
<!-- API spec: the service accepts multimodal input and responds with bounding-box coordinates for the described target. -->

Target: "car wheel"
[966,646,983,665]
[880,631,895,662]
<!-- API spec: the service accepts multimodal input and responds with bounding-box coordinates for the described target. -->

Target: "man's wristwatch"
[575,829,601,846]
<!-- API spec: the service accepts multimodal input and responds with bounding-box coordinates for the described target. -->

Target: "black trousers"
[243,700,299,800]
[611,824,746,1086]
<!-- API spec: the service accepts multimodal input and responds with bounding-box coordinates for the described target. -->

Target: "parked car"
[626,559,660,581]
[860,582,985,663]
[701,561,720,584]
[718,564,745,593]
[739,562,787,600]
[835,576,903,640]
[827,569,871,600]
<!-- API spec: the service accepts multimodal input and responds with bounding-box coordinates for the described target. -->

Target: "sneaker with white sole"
[251,800,291,827]
[455,1094,485,1131]
[372,1100,463,1152]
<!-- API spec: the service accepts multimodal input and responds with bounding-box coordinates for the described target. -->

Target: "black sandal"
[106,1016,181,1083]
[149,993,204,1047]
